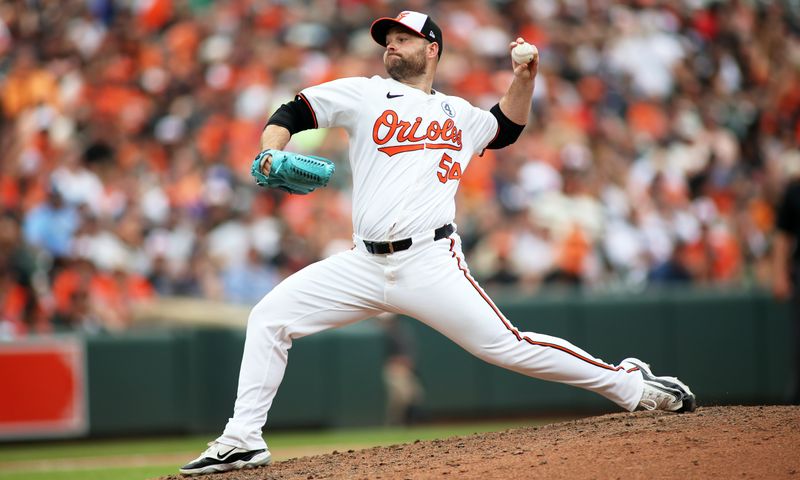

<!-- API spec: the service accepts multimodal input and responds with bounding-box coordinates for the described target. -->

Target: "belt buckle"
[388,241,394,254]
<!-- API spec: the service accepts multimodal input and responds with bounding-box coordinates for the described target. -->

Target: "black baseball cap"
[370,11,443,58]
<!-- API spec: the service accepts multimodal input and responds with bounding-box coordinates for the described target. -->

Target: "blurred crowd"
[1,0,799,337]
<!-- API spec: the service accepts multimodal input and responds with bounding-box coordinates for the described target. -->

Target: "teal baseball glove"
[250,149,335,195]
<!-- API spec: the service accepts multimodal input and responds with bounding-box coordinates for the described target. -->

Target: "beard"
[385,47,427,81]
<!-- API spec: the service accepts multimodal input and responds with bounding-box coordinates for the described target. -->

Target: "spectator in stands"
[0,213,46,338]
[50,285,105,334]
[51,256,153,333]
[221,247,279,305]
[51,257,104,333]
[22,187,80,261]
[0,45,58,118]
[0,213,39,298]
[0,261,48,338]
[648,241,694,285]
[49,141,104,212]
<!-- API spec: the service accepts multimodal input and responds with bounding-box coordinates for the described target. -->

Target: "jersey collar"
[386,77,439,97]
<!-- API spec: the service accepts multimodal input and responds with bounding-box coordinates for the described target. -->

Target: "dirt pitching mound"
[164,405,799,480]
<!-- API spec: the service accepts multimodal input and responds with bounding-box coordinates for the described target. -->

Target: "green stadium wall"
[80,288,792,437]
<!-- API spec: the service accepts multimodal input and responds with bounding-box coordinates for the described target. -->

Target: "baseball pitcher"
[180,11,696,476]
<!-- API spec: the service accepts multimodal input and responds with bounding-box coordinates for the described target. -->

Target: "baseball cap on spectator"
[370,11,443,58]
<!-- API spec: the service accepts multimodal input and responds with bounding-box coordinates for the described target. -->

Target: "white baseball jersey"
[299,76,498,241]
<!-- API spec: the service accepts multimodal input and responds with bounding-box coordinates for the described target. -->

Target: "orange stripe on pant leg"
[447,238,625,373]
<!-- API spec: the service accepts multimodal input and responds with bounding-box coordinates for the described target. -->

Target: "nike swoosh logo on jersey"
[386,92,404,99]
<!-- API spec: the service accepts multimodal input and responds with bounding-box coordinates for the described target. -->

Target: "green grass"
[0,467,170,480]
[0,418,569,480]
[0,435,209,463]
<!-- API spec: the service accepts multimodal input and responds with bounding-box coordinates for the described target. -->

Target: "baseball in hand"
[511,42,538,64]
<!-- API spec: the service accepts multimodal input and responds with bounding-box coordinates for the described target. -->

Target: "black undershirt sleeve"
[486,103,525,150]
[265,94,317,134]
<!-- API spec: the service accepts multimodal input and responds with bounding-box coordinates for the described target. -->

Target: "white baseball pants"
[218,229,644,450]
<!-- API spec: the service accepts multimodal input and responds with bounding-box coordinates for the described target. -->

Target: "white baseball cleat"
[179,441,272,476]
[622,358,697,413]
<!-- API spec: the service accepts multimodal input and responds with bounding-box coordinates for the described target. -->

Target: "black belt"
[363,224,454,254]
